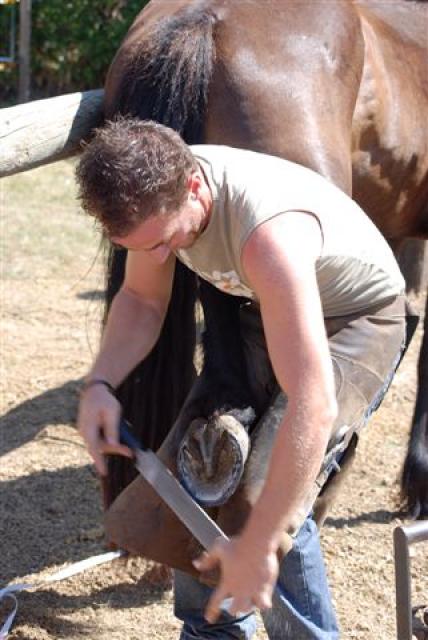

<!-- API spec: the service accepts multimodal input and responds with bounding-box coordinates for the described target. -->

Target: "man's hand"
[193,535,279,622]
[77,384,132,475]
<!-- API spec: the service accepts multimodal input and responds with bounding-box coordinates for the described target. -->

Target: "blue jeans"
[174,516,339,639]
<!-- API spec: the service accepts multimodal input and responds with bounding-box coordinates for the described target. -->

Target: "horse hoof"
[177,412,250,506]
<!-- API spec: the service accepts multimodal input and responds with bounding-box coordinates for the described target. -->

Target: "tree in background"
[0,0,145,106]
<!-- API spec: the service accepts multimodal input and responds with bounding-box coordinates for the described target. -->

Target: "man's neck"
[198,168,213,232]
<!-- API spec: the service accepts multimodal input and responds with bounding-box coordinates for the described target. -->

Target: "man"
[76,116,406,639]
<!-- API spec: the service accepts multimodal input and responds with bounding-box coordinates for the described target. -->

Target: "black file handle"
[118,419,143,451]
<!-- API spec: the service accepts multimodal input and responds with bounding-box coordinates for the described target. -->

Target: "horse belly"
[352,7,428,240]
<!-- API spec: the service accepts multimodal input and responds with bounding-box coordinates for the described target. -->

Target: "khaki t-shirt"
[175,145,404,317]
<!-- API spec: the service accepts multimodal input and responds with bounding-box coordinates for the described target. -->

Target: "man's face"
[110,169,211,264]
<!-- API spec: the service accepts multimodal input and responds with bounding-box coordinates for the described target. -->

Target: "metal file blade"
[119,419,228,550]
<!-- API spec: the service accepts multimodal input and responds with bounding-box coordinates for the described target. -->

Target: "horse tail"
[108,8,215,141]
[103,7,216,505]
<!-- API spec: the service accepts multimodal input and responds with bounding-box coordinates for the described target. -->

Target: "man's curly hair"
[76,117,198,237]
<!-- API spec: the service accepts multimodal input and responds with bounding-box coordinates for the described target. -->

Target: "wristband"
[81,378,116,396]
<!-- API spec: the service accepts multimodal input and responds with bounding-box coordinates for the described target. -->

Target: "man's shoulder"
[191,143,248,156]
[191,144,250,166]
[190,144,287,167]
[190,145,334,189]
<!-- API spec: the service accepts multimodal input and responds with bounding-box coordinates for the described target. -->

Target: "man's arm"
[78,249,176,474]
[197,211,338,620]
[241,211,337,547]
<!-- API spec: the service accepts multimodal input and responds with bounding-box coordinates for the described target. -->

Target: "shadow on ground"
[0,574,168,639]
[76,289,105,301]
[0,464,104,582]
[0,380,81,457]
[324,509,404,529]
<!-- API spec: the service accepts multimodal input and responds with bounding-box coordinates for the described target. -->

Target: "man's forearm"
[87,287,165,387]
[243,393,336,550]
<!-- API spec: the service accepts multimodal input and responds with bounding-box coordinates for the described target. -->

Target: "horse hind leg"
[105,283,259,572]
[402,293,428,519]
[313,435,358,527]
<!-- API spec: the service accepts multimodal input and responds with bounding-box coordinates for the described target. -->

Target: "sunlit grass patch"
[1,159,103,281]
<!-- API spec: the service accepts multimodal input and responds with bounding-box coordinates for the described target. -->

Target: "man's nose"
[150,244,171,264]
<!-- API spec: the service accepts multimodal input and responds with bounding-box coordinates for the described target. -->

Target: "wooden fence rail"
[0,89,104,177]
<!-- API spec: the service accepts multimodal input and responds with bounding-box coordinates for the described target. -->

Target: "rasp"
[119,419,228,550]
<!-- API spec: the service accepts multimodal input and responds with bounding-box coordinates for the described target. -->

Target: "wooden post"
[0,89,105,176]
[18,0,31,103]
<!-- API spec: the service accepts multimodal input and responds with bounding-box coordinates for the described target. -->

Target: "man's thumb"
[193,551,218,571]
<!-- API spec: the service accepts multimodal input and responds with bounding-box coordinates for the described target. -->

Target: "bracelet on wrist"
[81,378,116,396]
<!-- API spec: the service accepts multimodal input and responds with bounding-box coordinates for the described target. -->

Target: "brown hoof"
[177,413,250,507]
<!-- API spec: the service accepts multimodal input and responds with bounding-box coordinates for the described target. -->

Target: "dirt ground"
[1,161,427,640]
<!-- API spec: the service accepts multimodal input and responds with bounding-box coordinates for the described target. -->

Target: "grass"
[0,159,104,282]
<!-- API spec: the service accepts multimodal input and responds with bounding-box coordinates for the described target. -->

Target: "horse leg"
[402,292,428,518]
[312,435,358,527]
[195,281,256,415]
[104,360,257,577]
[104,286,258,572]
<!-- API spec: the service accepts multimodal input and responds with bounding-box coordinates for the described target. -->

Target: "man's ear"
[186,170,202,198]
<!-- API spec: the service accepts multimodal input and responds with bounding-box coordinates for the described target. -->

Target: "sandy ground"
[1,161,427,639]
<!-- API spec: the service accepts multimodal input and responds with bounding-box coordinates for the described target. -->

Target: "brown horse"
[101,0,428,551]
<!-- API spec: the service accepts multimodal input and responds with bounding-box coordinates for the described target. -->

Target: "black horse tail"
[401,294,428,519]
[102,8,216,505]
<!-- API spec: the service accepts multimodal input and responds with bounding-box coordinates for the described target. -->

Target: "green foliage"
[0,4,17,62]
[0,3,18,105]
[0,0,146,106]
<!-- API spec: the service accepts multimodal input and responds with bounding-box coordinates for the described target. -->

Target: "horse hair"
[104,7,217,506]
[109,9,215,142]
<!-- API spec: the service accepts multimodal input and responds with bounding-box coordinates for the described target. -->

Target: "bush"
[0,0,146,106]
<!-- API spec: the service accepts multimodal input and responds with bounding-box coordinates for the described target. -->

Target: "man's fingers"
[88,440,132,476]
[77,388,134,474]
[101,441,134,458]
[226,597,253,618]
[84,417,131,475]
[102,405,121,446]
[204,586,229,623]
[193,550,219,572]
[253,589,273,611]
[205,586,268,622]
[83,425,104,473]
[87,442,107,476]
